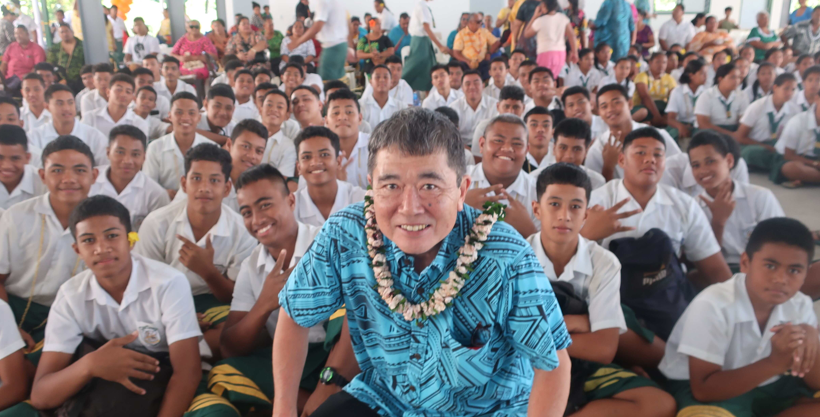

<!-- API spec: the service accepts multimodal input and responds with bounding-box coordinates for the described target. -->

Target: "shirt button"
[417,288,425,295]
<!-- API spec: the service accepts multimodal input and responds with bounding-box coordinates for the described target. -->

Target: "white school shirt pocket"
[136,320,166,352]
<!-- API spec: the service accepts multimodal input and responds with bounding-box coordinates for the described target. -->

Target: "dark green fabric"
[193,294,230,325]
[583,363,660,402]
[741,140,778,171]
[768,153,789,184]
[318,42,347,81]
[667,376,818,417]
[0,402,38,417]
[621,303,655,343]
[267,31,284,59]
[403,36,436,91]
[7,294,48,366]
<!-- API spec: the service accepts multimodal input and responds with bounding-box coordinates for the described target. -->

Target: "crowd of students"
[0,0,816,416]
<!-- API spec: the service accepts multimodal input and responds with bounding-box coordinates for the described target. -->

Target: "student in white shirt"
[771,100,820,186]
[764,48,786,77]
[253,82,276,115]
[260,90,298,178]
[562,86,608,140]
[0,298,28,413]
[669,51,697,82]
[211,59,243,88]
[231,69,261,123]
[141,54,164,86]
[527,163,676,416]
[525,66,563,113]
[658,4,696,51]
[195,84,236,146]
[80,63,113,117]
[325,89,370,190]
[583,126,732,286]
[471,85,527,157]
[30,84,109,166]
[132,67,171,121]
[702,50,727,89]
[359,65,406,130]
[434,106,477,168]
[529,118,606,189]
[422,64,464,110]
[28,196,202,416]
[384,55,414,106]
[0,125,46,209]
[666,59,707,140]
[789,65,820,112]
[90,125,170,231]
[586,84,681,182]
[792,54,815,91]
[291,85,325,130]
[659,218,820,417]
[521,106,554,172]
[280,63,307,102]
[694,62,750,136]
[20,74,51,133]
[484,57,511,100]
[559,49,603,90]
[154,57,197,102]
[136,143,256,358]
[508,49,527,86]
[686,131,784,272]
[449,70,499,148]
[81,74,150,140]
[292,126,366,227]
[743,62,775,104]
[661,151,749,198]
[74,65,95,114]
[593,43,615,78]
[218,164,355,414]
[143,92,215,197]
[0,136,98,365]
[131,86,171,140]
[737,73,799,172]
[466,114,539,236]
[595,57,634,97]
[123,17,160,63]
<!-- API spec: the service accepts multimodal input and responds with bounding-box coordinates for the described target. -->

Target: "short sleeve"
[666,88,682,114]
[503,248,571,371]
[775,114,803,154]
[694,90,712,116]
[227,232,257,281]
[158,274,202,345]
[484,29,498,45]
[754,188,785,220]
[587,251,626,332]
[0,212,13,275]
[739,100,760,127]
[123,38,134,55]
[682,197,722,262]
[313,0,330,23]
[633,72,648,85]
[0,300,24,360]
[279,223,344,328]
[43,290,84,354]
[676,297,730,366]
[133,213,169,263]
[453,32,464,51]
[141,142,163,188]
[531,16,543,32]
[231,256,257,312]
[746,27,762,42]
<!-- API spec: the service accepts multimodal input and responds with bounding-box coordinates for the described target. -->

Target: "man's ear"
[739,252,750,274]
[223,138,233,152]
[180,176,187,194]
[457,175,471,210]
[618,152,626,169]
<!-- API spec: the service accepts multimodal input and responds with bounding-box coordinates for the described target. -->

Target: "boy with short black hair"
[484,57,511,100]
[771,97,820,186]
[131,86,171,140]
[21,73,51,133]
[90,125,170,231]
[211,59,245,87]
[529,117,606,189]
[660,217,820,417]
[80,63,113,116]
[154,56,197,102]
[253,68,273,86]
[447,61,465,91]
[0,136,98,366]
[521,106,554,173]
[136,143,256,359]
[527,163,676,417]
[131,66,170,120]
[197,83,237,146]
[359,65,406,129]
[260,90,298,177]
[254,82,278,113]
[81,73,150,139]
[0,96,24,129]
[291,86,325,130]
[74,64,95,113]
[232,69,260,123]
[470,85,527,158]
[422,64,463,110]
[0,124,46,209]
[324,89,369,189]
[280,63,306,98]
[527,67,563,112]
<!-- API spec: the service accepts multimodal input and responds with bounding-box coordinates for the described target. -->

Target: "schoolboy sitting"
[0,124,46,209]
[529,118,606,189]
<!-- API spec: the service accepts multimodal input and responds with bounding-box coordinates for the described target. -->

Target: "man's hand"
[465,184,505,210]
[300,383,340,417]
[87,332,161,395]
[790,324,819,377]
[678,124,691,139]
[439,46,451,55]
[19,328,35,351]
[768,323,807,374]
[700,181,735,225]
[563,314,591,334]
[500,192,537,237]
[580,198,642,241]
[258,249,295,312]
[177,234,217,279]
[602,131,623,170]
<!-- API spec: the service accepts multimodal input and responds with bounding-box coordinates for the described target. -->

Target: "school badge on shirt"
[138,323,162,346]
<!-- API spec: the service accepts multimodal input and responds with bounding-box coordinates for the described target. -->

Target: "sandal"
[782,180,803,189]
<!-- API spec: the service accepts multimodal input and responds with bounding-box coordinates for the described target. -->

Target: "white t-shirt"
[90,167,171,231]
[378,9,398,32]
[409,0,434,38]
[694,86,750,128]
[28,121,109,167]
[560,64,604,90]
[666,84,706,124]
[0,299,24,360]
[658,19,696,48]
[0,165,46,210]
[359,96,407,132]
[81,107,150,140]
[449,95,499,147]
[313,0,349,47]
[124,35,161,62]
[660,273,817,385]
[775,105,820,156]
[739,96,799,144]
[531,13,570,53]
[293,180,366,227]
[262,130,297,178]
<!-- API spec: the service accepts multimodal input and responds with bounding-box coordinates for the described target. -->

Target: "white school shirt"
[173,184,239,213]
[81,107,150,139]
[422,88,463,110]
[693,86,750,128]
[75,88,91,113]
[658,19,696,49]
[196,112,235,138]
[590,115,607,139]
[232,98,261,124]
[108,16,126,40]
[90,166,171,231]
[596,75,635,98]
[670,67,684,83]
[80,89,108,116]
[742,83,770,105]
[338,132,370,190]
[484,78,510,100]
[589,180,720,261]
[20,106,51,134]
[739,96,799,144]
[527,233,626,333]
[153,80,197,103]
[666,84,706,124]
[0,165,46,210]
[44,254,202,355]
[262,130,297,178]
[560,64,603,90]
[313,0,348,48]
[140,114,170,140]
[211,73,229,87]
[123,34,161,62]
[660,153,750,198]
[293,180,366,227]
[584,120,681,179]
[697,181,783,265]
[378,9,398,32]
[659,273,817,385]
[232,224,326,342]
[449,95,499,148]
[594,61,616,78]
[0,299,24,360]
[143,133,216,191]
[130,95,172,122]
[359,79,414,107]
[409,0,433,38]
[523,96,562,114]
[529,164,606,190]
[466,163,540,231]
[28,121,109,166]
[359,95,406,131]
[303,74,327,102]
[134,201,256,296]
[789,89,814,112]
[0,193,86,305]
[775,106,820,156]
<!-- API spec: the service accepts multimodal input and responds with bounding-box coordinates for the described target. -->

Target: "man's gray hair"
[483,114,528,143]
[757,11,769,19]
[368,108,466,181]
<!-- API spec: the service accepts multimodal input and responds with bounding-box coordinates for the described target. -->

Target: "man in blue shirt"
[273,108,572,417]
[388,12,412,57]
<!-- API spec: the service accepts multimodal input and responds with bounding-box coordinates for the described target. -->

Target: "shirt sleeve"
[694,90,712,116]
[666,88,682,114]
[227,231,257,281]
[746,27,762,42]
[141,142,163,187]
[682,196,722,262]
[230,256,257,312]
[503,246,571,371]
[676,296,730,366]
[0,211,14,275]
[0,300,24,360]
[276,141,297,177]
[587,250,627,332]
[313,0,329,23]
[158,273,202,345]
[279,223,344,328]
[775,114,802,154]
[132,213,169,263]
[739,100,760,127]
[453,32,464,51]
[754,188,785,220]
[42,289,84,354]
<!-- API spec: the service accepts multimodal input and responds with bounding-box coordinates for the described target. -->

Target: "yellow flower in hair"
[128,232,139,247]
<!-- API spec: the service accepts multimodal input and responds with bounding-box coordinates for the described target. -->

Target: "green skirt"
[403,36,436,92]
[7,294,49,366]
[741,140,778,171]
[318,42,347,81]
[667,377,819,417]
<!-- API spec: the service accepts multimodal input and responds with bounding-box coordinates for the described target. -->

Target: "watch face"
[320,367,334,382]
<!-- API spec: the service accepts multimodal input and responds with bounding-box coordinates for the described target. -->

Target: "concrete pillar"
[166,0,187,45]
[76,0,109,64]
[216,0,227,23]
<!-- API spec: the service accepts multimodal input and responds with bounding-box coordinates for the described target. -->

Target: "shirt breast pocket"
[136,320,167,352]
[442,323,501,388]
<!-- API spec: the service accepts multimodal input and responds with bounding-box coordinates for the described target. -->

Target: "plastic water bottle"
[413,92,421,107]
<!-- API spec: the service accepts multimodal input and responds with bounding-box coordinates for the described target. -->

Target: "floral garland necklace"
[364,190,505,322]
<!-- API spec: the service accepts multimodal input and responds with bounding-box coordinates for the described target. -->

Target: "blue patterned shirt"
[280,203,571,416]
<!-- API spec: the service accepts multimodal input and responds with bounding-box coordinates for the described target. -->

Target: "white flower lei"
[364,190,505,322]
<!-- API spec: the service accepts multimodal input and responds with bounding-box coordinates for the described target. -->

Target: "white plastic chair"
[401,45,410,66]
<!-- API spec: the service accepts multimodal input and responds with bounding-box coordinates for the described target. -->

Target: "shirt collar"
[712,85,736,102]
[730,272,791,335]
[86,255,150,309]
[97,165,147,192]
[531,233,594,280]
[33,193,73,235]
[474,163,529,197]
[158,132,211,153]
[173,202,232,239]
[13,165,37,196]
[616,179,673,213]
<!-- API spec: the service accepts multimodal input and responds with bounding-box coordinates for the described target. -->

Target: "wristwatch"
[319,366,348,387]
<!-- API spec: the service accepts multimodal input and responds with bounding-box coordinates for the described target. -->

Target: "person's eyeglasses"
[189,25,200,29]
